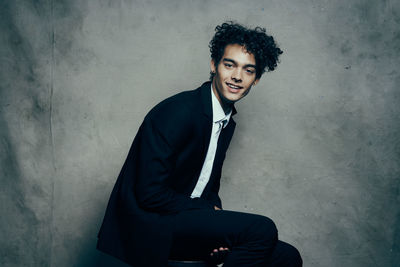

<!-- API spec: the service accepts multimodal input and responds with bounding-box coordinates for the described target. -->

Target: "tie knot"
[219,119,228,129]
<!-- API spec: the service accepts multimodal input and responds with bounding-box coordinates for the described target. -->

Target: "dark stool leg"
[167,260,217,267]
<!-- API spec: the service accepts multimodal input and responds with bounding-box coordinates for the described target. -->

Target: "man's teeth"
[228,83,240,89]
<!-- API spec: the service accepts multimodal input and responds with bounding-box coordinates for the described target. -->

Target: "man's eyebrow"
[223,58,256,69]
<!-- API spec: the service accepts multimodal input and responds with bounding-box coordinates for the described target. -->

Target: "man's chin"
[221,95,239,105]
[226,92,244,101]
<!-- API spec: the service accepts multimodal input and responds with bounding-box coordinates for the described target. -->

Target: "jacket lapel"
[216,119,236,158]
[199,82,213,158]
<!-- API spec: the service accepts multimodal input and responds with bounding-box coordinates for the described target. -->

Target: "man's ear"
[253,78,260,86]
[210,60,216,73]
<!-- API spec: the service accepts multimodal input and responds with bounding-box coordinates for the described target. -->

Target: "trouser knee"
[287,243,302,266]
[247,216,278,245]
[276,242,303,266]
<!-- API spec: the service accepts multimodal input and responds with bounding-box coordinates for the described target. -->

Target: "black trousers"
[169,209,302,267]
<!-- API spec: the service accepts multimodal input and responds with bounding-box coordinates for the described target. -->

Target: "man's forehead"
[222,44,256,65]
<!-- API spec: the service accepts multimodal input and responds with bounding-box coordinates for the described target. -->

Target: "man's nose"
[231,69,242,82]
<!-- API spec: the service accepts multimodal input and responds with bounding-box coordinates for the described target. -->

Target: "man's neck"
[211,80,233,115]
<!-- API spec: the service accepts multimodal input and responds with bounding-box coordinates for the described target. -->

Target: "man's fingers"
[209,247,230,264]
[210,247,229,255]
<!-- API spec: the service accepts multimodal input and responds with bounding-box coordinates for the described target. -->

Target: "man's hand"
[209,247,230,264]
[214,206,221,210]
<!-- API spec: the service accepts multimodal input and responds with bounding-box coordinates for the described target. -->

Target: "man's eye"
[246,69,255,74]
[224,63,233,68]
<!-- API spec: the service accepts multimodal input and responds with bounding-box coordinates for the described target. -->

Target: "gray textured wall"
[1,0,399,266]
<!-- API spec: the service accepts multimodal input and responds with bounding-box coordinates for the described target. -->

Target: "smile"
[226,82,242,90]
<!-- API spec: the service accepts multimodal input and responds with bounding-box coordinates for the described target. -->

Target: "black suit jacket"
[97,82,236,266]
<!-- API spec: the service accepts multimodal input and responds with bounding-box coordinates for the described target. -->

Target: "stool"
[167,260,217,267]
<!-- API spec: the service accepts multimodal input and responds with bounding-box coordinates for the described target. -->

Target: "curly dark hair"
[209,21,283,80]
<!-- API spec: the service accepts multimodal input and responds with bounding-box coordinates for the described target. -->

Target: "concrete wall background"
[1,0,399,266]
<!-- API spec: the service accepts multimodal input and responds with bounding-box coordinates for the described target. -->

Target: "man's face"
[211,44,259,108]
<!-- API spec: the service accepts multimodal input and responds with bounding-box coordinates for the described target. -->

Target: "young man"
[97,22,302,266]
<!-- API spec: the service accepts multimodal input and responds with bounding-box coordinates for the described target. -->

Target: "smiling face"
[211,44,259,112]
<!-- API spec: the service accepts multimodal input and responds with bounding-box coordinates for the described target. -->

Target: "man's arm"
[208,179,223,209]
[134,117,214,215]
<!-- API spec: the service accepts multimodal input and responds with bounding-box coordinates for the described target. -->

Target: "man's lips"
[226,82,243,92]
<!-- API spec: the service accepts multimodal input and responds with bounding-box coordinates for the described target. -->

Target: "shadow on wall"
[0,1,54,265]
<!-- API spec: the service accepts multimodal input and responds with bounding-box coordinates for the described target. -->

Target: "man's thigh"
[169,209,277,260]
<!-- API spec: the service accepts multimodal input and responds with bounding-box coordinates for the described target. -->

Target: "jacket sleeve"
[134,117,214,215]
[207,180,222,209]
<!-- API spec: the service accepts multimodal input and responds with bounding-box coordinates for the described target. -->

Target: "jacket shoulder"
[146,85,203,123]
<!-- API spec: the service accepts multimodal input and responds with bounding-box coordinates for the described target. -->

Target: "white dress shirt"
[190,85,232,198]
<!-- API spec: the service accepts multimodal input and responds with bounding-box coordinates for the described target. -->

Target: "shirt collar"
[211,84,232,127]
